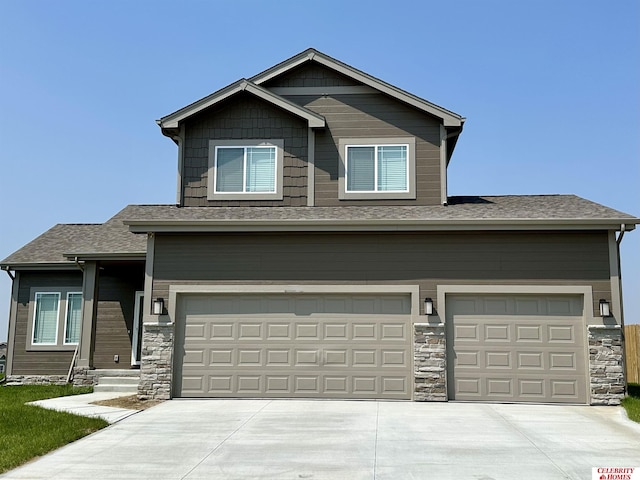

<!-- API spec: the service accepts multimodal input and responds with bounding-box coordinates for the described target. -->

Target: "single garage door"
[174,293,413,399]
[446,294,587,404]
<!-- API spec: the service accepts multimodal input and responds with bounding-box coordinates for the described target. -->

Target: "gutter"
[1,265,14,281]
[74,256,84,272]
[123,217,639,234]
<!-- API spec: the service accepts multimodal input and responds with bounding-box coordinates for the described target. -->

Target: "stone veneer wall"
[588,325,625,405]
[414,323,446,401]
[5,375,68,386]
[72,367,98,387]
[138,323,174,400]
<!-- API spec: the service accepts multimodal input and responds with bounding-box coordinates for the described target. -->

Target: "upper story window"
[347,145,408,192]
[28,288,82,350]
[338,137,416,200]
[208,139,284,201]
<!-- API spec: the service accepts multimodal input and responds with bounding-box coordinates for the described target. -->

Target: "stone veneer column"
[138,323,174,400]
[414,323,447,401]
[588,325,625,405]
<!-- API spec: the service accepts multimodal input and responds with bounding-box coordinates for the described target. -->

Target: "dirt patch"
[91,395,163,411]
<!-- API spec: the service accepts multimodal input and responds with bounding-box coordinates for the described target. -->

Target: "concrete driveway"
[3,400,639,480]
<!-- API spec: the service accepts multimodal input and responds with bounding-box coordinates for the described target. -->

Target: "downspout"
[616,224,627,390]
[2,266,14,281]
[68,257,84,382]
[0,268,10,383]
[173,124,185,207]
[74,256,84,272]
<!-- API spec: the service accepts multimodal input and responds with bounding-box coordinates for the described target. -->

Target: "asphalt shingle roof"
[2,195,637,267]
[1,206,146,266]
[122,195,637,223]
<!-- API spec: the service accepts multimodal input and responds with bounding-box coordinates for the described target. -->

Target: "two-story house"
[2,49,637,405]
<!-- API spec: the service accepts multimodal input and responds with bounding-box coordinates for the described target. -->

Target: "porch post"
[77,261,98,368]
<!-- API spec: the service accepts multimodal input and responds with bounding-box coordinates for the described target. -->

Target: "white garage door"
[174,293,413,399]
[446,295,587,404]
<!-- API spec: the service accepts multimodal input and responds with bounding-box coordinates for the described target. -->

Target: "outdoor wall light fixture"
[599,299,611,317]
[152,298,165,315]
[424,298,434,316]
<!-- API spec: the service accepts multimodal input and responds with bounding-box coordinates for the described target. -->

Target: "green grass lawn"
[0,384,108,473]
[622,383,640,423]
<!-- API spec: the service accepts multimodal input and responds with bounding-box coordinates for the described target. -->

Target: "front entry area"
[446,294,588,404]
[173,293,413,399]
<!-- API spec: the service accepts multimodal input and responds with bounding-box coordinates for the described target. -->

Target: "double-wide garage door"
[175,294,412,399]
[447,294,587,404]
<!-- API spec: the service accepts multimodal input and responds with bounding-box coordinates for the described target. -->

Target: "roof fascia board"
[125,219,636,234]
[63,253,146,261]
[0,263,80,271]
[251,49,464,127]
[160,79,325,129]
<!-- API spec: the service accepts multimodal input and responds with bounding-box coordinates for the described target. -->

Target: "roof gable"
[158,48,464,134]
[251,48,465,127]
[159,78,325,132]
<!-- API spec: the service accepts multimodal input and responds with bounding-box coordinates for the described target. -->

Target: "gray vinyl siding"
[182,92,308,207]
[261,63,360,88]
[286,93,442,206]
[93,264,144,369]
[151,231,611,321]
[11,271,82,375]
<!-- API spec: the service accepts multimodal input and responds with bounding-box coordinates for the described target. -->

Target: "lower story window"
[29,288,82,349]
[64,293,82,344]
[33,292,60,345]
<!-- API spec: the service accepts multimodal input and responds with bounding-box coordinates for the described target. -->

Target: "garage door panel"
[176,294,412,399]
[487,378,512,395]
[238,349,261,365]
[485,324,510,341]
[447,294,587,404]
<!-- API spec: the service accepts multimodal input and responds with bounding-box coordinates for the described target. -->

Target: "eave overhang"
[124,218,637,234]
[63,252,146,261]
[158,79,326,134]
[0,263,80,272]
[250,48,465,128]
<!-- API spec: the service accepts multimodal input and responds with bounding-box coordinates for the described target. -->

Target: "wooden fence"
[625,325,640,384]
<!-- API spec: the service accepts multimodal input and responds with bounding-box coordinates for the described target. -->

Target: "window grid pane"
[377,145,407,191]
[33,293,59,344]
[216,148,244,192]
[65,293,82,344]
[347,146,375,191]
[245,147,276,192]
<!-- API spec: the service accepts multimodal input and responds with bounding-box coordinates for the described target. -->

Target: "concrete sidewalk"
[4,400,640,479]
[29,392,140,423]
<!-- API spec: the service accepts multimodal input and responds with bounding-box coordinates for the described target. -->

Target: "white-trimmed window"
[27,287,82,350]
[32,292,60,345]
[64,293,82,344]
[208,139,284,200]
[339,137,416,200]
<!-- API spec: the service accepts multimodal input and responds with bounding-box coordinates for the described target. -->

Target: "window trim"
[26,287,83,351]
[208,139,284,201]
[338,137,416,200]
[63,292,82,345]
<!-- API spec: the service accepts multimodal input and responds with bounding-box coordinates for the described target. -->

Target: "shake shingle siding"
[182,93,308,207]
[261,63,360,88]
[151,231,611,318]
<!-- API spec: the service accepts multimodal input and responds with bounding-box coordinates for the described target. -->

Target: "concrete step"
[93,369,141,377]
[93,384,138,393]
[97,376,140,386]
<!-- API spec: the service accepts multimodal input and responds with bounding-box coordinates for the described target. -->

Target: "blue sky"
[0,0,638,341]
